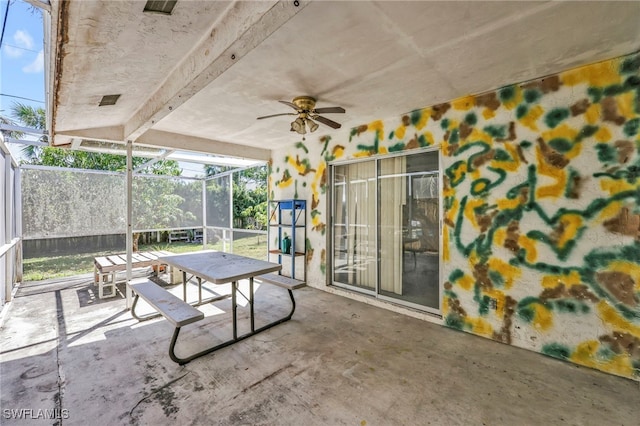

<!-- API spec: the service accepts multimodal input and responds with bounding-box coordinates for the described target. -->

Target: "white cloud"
[4,45,22,58]
[14,30,34,50]
[22,50,44,74]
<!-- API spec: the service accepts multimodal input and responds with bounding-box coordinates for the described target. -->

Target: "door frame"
[328,146,443,315]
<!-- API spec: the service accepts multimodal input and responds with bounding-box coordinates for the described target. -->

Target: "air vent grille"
[99,94,121,106]
[143,0,177,15]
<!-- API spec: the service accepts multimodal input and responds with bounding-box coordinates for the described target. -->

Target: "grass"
[22,235,267,282]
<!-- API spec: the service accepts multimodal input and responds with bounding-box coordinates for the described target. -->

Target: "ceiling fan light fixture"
[307,118,319,132]
[291,117,306,134]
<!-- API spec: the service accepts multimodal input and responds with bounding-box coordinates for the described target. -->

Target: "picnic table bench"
[94,250,173,299]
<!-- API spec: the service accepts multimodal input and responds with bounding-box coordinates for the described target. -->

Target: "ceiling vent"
[143,0,177,15]
[99,94,121,106]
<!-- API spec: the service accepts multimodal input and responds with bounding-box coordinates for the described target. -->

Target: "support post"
[126,140,133,308]
[201,179,207,250]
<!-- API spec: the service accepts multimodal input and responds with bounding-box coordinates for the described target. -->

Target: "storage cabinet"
[268,199,306,281]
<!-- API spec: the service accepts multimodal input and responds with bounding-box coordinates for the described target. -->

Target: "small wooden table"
[94,250,172,298]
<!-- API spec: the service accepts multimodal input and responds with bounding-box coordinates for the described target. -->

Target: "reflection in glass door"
[379,151,440,310]
[331,150,440,313]
[332,161,377,292]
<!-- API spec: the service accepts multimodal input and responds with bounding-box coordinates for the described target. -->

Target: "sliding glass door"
[332,161,377,292]
[332,149,440,312]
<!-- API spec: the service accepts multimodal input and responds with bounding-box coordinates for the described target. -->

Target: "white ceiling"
[48,0,640,160]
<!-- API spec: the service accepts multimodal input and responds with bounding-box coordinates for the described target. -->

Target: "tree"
[12,103,189,250]
[10,102,182,174]
[205,164,268,230]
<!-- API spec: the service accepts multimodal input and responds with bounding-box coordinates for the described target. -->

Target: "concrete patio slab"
[1,274,638,425]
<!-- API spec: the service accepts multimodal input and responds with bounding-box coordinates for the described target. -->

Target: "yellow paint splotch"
[414,109,430,130]
[561,61,621,87]
[483,289,506,317]
[469,317,493,336]
[488,257,521,289]
[532,303,553,331]
[332,145,345,159]
[541,270,582,289]
[535,146,567,199]
[442,227,450,262]
[467,128,494,145]
[597,200,622,223]
[452,95,476,111]
[463,198,484,230]
[491,142,521,172]
[518,235,538,263]
[519,105,543,132]
[600,178,637,196]
[422,131,435,146]
[278,175,293,188]
[482,108,496,120]
[445,198,459,229]
[310,161,326,201]
[616,92,637,120]
[502,86,523,110]
[597,301,640,338]
[536,171,567,199]
[585,104,601,125]
[369,120,385,141]
[354,151,373,158]
[570,340,634,378]
[494,228,506,246]
[497,197,522,211]
[594,126,612,143]
[457,273,474,291]
[556,214,583,249]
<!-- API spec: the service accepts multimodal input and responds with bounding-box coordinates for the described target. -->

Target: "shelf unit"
[268,199,306,281]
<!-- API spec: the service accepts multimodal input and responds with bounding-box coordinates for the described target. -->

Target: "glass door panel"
[332,161,377,291]
[378,151,440,310]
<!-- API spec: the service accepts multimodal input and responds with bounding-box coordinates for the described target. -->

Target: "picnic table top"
[159,250,281,284]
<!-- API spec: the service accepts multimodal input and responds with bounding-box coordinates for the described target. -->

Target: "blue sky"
[0,0,45,119]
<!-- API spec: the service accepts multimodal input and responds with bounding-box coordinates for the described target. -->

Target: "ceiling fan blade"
[313,114,342,129]
[278,100,300,111]
[313,106,345,114]
[257,112,296,120]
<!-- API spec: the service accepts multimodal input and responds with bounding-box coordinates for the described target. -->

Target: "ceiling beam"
[23,0,50,12]
[56,125,124,143]
[136,129,271,161]
[123,0,309,142]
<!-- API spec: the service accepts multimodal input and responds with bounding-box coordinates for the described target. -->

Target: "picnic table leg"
[232,281,237,340]
[182,271,187,302]
[250,277,255,332]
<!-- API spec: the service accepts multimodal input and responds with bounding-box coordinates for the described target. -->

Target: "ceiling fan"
[257,96,345,138]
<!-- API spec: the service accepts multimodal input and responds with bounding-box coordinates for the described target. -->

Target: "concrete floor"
[1,273,639,426]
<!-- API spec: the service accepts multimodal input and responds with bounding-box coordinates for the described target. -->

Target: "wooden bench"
[130,279,205,365]
[168,231,190,243]
[94,250,173,299]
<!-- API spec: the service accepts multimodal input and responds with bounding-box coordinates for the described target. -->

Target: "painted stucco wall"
[270,51,640,381]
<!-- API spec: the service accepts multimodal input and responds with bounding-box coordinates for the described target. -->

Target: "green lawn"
[22,235,267,282]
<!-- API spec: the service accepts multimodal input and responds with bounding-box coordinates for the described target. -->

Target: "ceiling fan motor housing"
[292,96,316,112]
